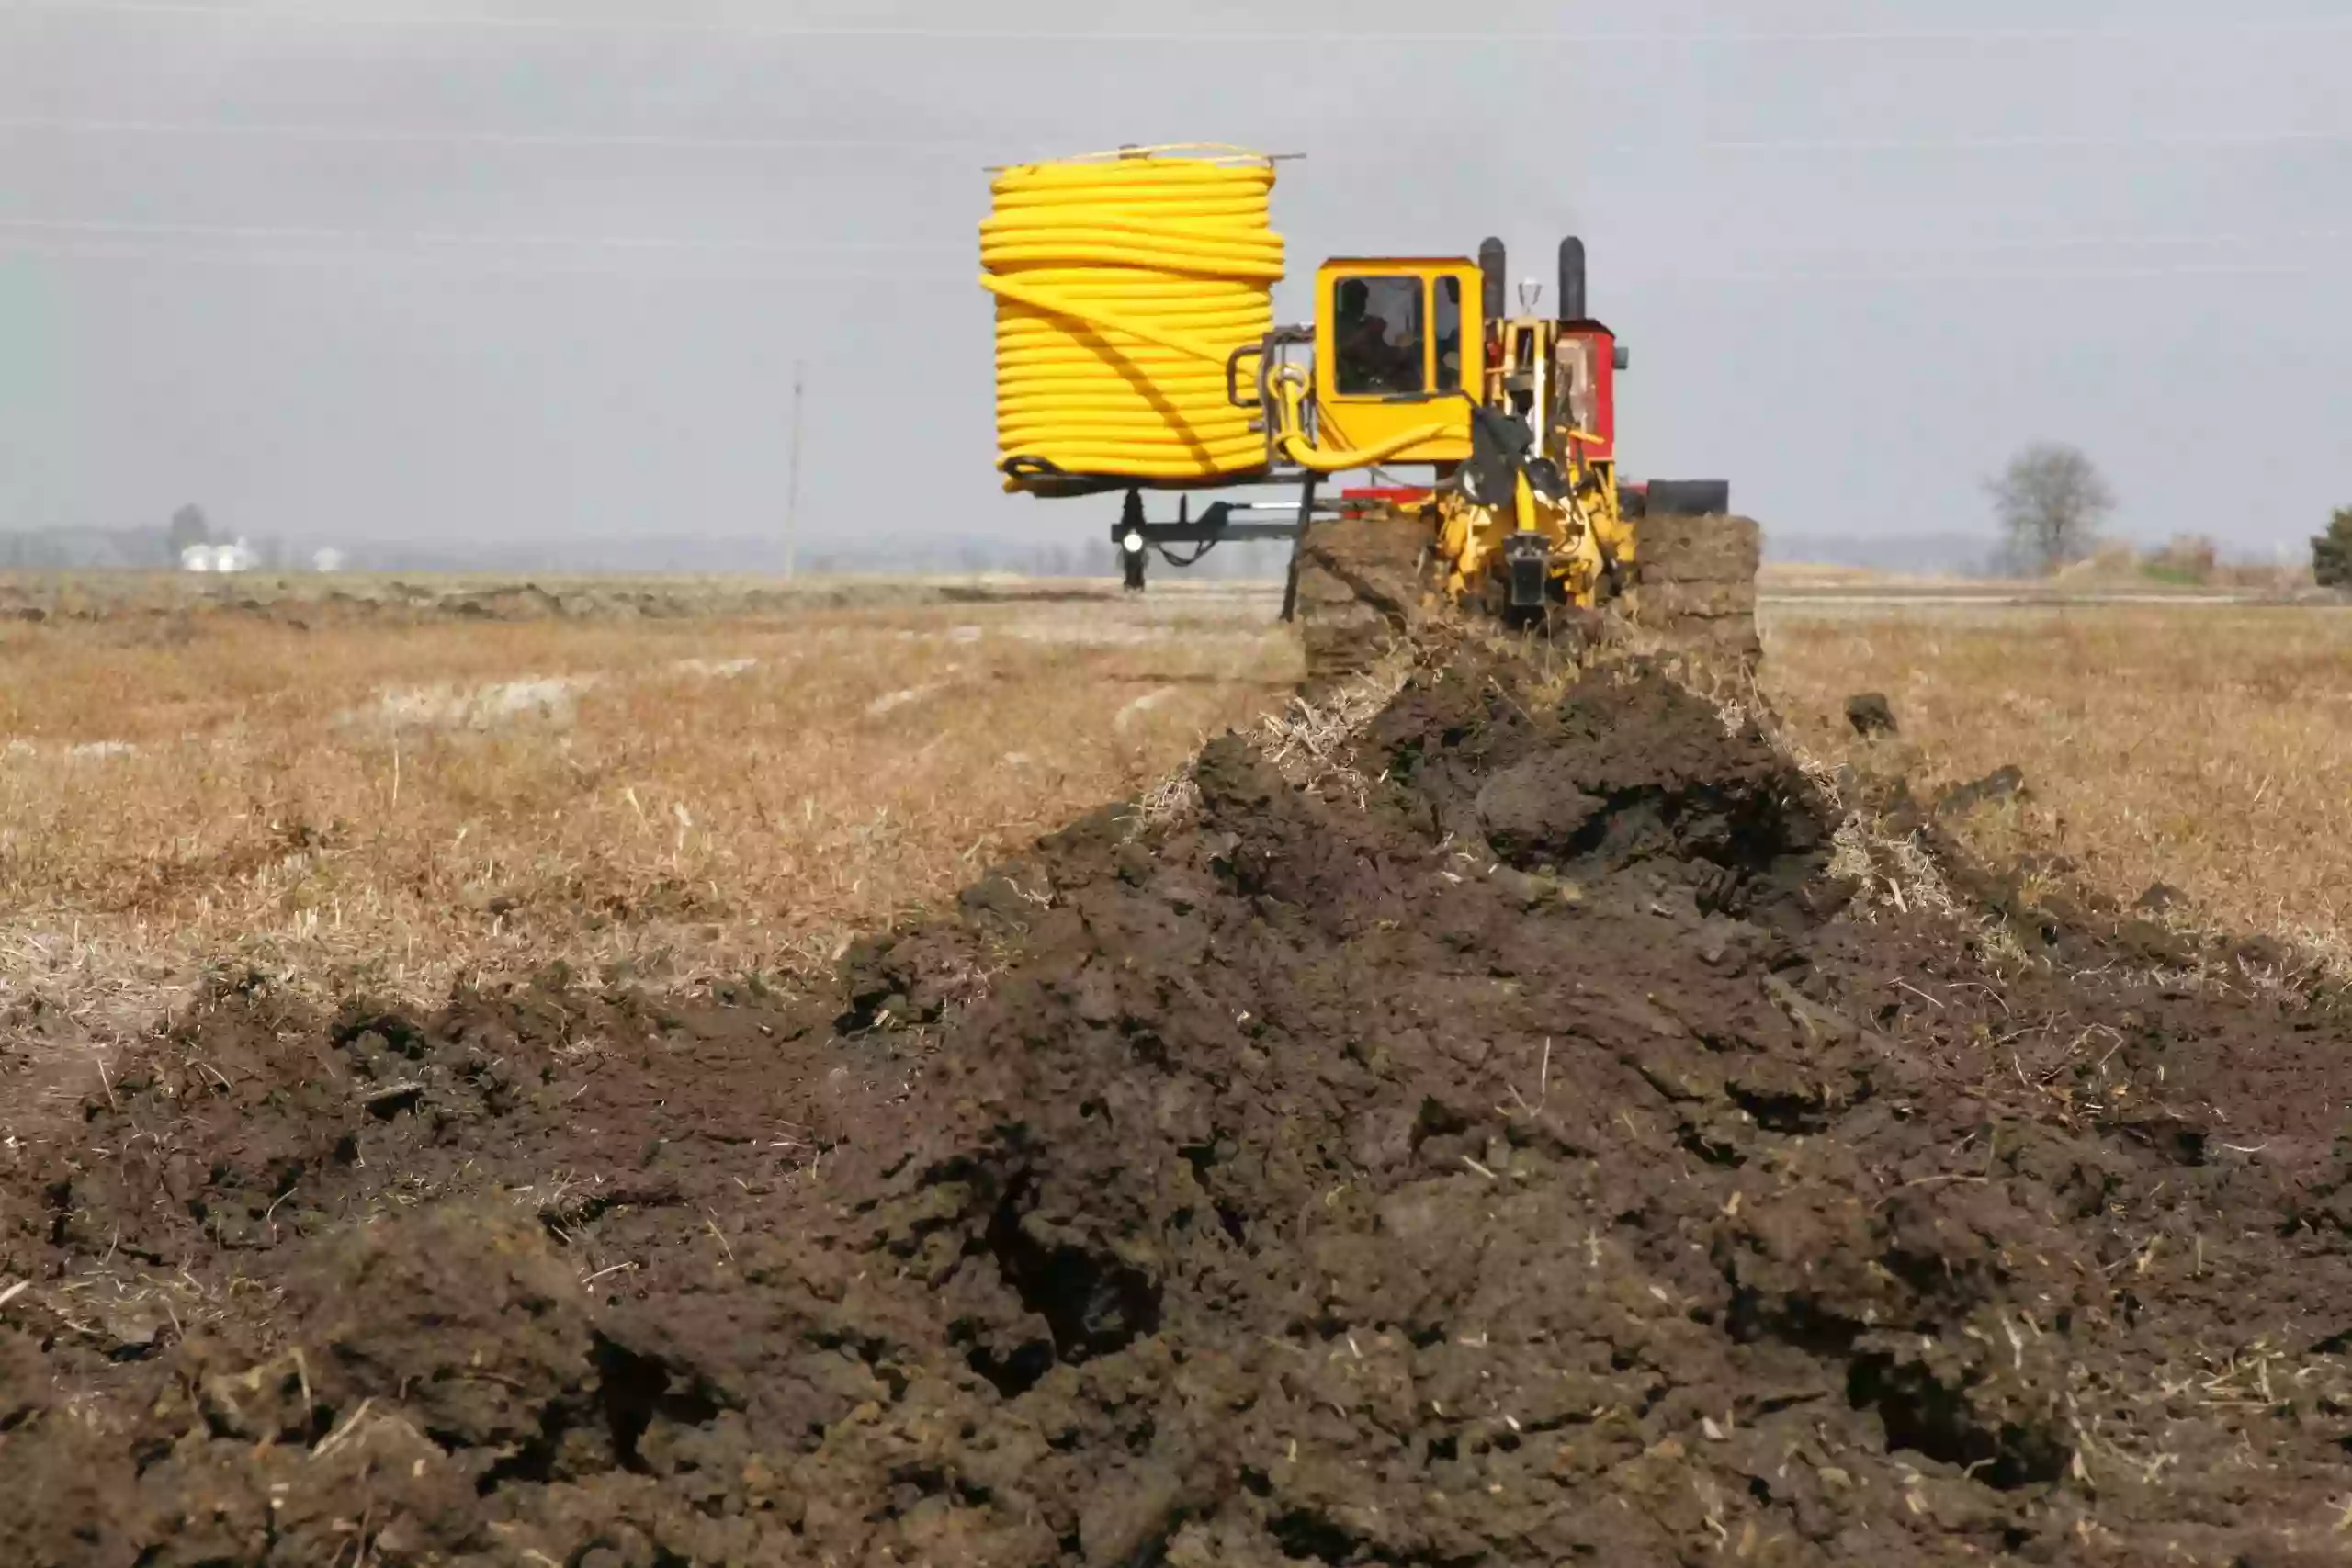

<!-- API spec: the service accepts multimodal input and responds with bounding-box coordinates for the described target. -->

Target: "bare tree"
[1984,443,2114,576]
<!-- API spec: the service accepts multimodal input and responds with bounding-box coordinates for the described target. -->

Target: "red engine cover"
[1560,323,1618,464]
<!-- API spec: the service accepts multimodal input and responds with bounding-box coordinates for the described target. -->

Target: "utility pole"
[784,360,805,579]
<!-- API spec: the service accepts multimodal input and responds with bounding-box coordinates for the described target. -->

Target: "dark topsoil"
[8,656,2352,1566]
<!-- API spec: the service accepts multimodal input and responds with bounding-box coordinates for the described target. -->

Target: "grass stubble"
[1764,603,2352,983]
[0,586,1297,1136]
[6,581,2352,1143]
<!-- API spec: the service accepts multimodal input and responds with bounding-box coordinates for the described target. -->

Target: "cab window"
[1332,276,1426,396]
[1434,276,1464,392]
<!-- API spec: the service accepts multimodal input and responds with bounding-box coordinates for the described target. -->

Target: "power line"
[6,2,2351,44]
[1696,130,2352,152]
[0,234,2322,290]
[5,115,2348,158]
[0,236,967,281]
[784,360,804,580]
[9,211,2350,266]
[1773,227,2352,255]
[0,115,988,154]
[1675,262,2324,285]
[0,214,962,253]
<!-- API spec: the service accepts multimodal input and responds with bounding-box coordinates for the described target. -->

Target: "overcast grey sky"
[1,0,2346,560]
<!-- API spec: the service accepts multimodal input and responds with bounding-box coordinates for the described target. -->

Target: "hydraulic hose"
[1269,372,1453,473]
[980,146,1449,488]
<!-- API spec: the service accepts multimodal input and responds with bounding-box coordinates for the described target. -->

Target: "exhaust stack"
[1478,237,1508,322]
[1558,236,1588,322]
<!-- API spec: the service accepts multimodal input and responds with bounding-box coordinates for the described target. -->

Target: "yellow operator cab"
[1311,257,1484,468]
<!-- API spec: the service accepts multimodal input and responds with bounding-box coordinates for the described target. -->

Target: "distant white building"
[180,538,258,573]
[311,547,347,573]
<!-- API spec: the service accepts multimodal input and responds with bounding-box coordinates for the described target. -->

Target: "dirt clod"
[5,653,2352,1565]
[1845,691,1900,737]
[1290,513,1431,684]
[1937,764,2029,817]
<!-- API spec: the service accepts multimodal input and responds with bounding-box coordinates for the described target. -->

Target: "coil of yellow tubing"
[979,146,1450,490]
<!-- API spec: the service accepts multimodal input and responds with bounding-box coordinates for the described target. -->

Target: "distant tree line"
[2,502,1295,581]
[1983,444,2341,590]
[0,502,305,571]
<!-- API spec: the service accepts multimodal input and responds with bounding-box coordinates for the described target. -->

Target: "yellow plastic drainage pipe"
[979,146,1446,488]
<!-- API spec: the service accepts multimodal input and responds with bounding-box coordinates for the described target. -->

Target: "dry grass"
[1764,604,2352,966]
[0,587,1298,1128]
[14,579,2352,1137]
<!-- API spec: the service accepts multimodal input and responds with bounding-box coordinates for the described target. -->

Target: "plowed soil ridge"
[7,657,2352,1566]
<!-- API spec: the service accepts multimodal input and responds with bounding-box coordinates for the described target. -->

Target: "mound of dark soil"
[7,657,2352,1565]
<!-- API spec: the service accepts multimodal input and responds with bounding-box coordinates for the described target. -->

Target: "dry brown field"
[6,575,2350,1134]
[1764,600,2352,976]
[0,578,1299,1113]
[13,573,2352,1562]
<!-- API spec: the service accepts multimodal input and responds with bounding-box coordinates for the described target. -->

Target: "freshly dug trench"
[1290,511,1765,685]
[6,657,2352,1565]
